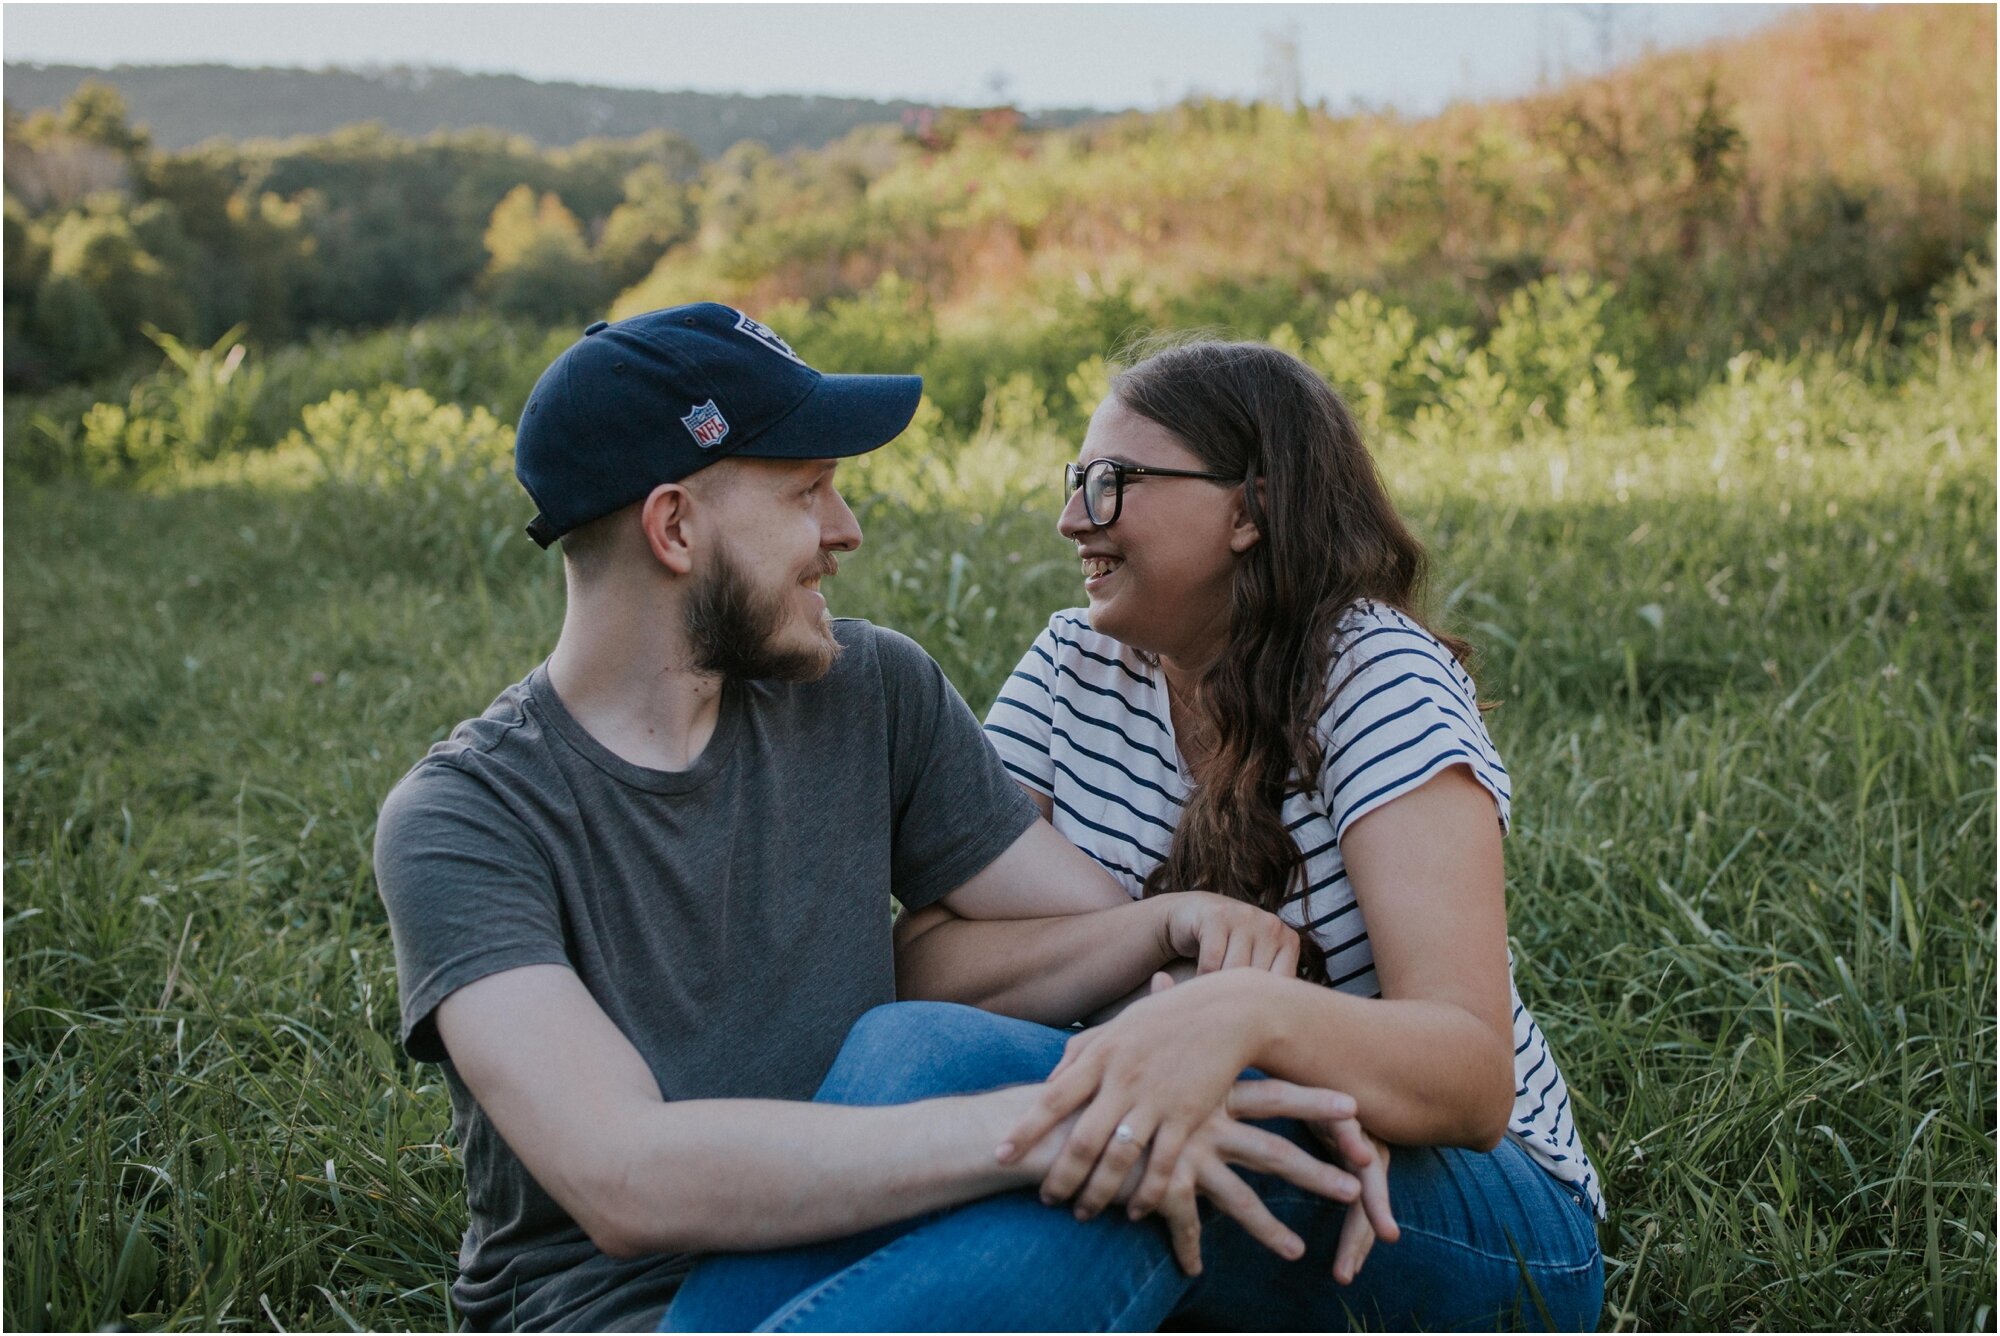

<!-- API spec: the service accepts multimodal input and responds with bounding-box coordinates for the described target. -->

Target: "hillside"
[5,5,1989,395]
[614,4,1992,394]
[0,62,1111,156]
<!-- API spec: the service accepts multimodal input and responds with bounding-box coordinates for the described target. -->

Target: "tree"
[596,164,696,290]
[61,80,152,157]
[480,186,608,322]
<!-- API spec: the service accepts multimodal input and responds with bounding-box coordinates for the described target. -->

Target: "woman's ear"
[1228,478,1268,554]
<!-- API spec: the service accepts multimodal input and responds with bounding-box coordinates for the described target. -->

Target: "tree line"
[4,6,1992,397]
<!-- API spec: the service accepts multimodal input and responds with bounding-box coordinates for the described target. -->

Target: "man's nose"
[825,487,863,552]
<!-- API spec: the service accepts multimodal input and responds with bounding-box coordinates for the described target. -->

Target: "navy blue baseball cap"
[515,302,923,547]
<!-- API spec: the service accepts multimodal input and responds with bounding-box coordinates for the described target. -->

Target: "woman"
[981,338,1605,1329]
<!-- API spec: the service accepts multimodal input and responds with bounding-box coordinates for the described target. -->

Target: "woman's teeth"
[1082,557,1120,580]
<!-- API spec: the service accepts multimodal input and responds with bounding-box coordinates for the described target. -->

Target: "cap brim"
[729,373,923,464]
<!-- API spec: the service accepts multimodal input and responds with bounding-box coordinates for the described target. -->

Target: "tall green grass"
[4,338,1993,1329]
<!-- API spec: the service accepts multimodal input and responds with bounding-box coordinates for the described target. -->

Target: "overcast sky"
[5,3,1798,115]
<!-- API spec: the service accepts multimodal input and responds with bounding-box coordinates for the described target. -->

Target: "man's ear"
[1228,478,1267,554]
[640,482,699,575]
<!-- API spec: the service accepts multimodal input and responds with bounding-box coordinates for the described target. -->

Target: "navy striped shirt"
[985,601,1603,1218]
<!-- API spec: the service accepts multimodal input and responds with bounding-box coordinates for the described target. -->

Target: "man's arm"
[437,961,1357,1265]
[893,809,1299,1028]
[438,963,1047,1258]
[894,811,1172,1026]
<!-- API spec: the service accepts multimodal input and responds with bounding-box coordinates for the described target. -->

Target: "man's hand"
[1145,1080,1367,1276]
[1159,891,1304,978]
[1013,1076,1366,1276]
[1304,1115,1398,1283]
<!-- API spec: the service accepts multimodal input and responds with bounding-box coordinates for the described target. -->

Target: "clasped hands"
[997,893,1399,1279]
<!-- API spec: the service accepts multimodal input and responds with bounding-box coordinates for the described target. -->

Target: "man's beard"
[684,545,842,683]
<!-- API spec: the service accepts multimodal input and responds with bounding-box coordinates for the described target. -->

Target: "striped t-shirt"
[984,599,1604,1218]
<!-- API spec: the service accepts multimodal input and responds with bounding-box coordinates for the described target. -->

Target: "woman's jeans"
[662,1002,1603,1332]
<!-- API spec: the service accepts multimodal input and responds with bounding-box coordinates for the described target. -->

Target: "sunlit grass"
[4,343,1993,1330]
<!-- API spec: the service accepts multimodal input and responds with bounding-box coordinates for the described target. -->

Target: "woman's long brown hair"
[1113,339,1474,984]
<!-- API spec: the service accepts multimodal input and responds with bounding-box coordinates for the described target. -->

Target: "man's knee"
[817,1002,1066,1105]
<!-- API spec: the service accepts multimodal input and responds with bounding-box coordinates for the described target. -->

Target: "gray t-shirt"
[373,619,1038,1332]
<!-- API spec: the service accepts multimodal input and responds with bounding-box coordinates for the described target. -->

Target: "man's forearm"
[589,1085,1045,1257]
[895,898,1175,1027]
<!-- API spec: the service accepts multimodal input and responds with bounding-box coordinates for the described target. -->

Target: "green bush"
[284,385,526,582]
[73,327,261,481]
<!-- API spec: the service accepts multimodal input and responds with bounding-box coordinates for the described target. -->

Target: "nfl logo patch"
[732,311,807,366]
[681,399,730,449]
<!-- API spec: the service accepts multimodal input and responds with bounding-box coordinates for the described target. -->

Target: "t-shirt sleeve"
[1317,623,1513,842]
[372,761,574,1062]
[981,620,1062,797]
[871,626,1039,913]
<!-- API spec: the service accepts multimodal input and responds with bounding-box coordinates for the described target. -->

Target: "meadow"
[3,281,1993,1332]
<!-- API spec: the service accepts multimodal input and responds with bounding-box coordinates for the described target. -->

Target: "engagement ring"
[1113,1124,1138,1144]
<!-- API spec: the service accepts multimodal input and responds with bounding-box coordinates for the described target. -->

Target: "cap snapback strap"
[525,514,561,549]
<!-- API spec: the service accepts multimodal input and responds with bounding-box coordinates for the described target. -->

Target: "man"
[373,304,1362,1331]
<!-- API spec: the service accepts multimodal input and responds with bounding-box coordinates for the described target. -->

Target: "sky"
[4,3,1799,115]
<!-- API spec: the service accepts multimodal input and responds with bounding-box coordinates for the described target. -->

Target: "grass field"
[4,340,1995,1330]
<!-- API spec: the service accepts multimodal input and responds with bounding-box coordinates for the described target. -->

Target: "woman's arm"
[999,765,1517,1210]
[1232,762,1517,1146]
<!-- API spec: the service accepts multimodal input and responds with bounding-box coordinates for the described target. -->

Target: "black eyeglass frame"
[1063,459,1240,526]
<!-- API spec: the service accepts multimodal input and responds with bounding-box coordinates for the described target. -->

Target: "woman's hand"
[1007,1076,1367,1276]
[1158,891,1302,978]
[1305,1115,1399,1282]
[998,969,1287,1222]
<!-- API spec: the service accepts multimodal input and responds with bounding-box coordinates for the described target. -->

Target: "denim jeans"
[662,1002,1602,1332]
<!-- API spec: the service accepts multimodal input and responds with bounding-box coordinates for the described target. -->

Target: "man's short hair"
[558,505,635,582]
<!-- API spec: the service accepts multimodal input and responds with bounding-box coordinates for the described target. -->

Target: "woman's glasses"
[1063,459,1239,527]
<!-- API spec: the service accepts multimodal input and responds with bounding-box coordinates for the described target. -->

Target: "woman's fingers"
[1224,1077,1357,1126]
[1220,930,1255,973]
[1044,1028,1098,1085]
[1332,1197,1376,1284]
[1124,1120,1194,1219]
[994,1065,1097,1165]
[1272,932,1301,979]
[1196,1158,1304,1262]
[1070,1109,1158,1220]
[1248,924,1293,974]
[1195,928,1226,975]
[1038,1089,1136,1203]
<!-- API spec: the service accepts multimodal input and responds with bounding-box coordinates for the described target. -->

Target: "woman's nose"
[1057,485,1095,538]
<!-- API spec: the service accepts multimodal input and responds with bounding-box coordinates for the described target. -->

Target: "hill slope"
[0,62,1110,156]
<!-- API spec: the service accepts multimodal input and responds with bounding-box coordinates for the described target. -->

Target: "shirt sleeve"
[872,626,1040,913]
[1317,622,1512,842]
[981,620,1062,797]
[372,761,574,1062]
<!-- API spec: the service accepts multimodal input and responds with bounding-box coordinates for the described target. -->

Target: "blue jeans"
[663,1002,1602,1332]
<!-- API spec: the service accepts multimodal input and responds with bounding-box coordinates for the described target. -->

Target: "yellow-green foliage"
[619,5,1992,401]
